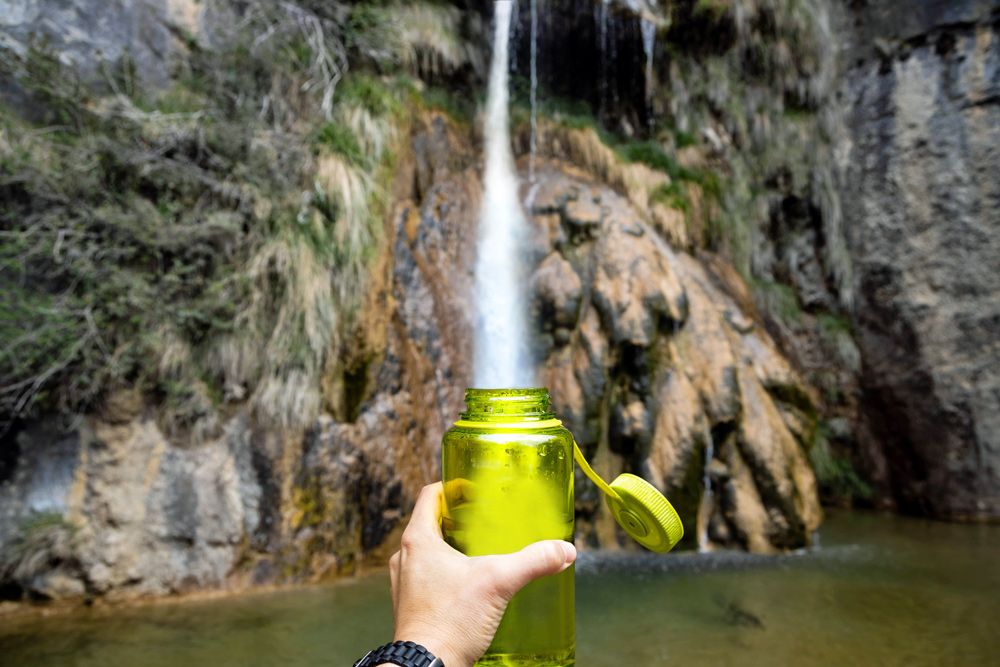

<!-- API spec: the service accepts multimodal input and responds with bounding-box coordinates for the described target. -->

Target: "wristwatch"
[353,641,444,667]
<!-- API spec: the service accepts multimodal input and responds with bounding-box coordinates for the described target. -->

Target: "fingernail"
[560,541,576,564]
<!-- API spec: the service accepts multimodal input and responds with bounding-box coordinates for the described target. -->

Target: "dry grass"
[0,2,410,437]
[533,120,698,246]
[390,3,483,77]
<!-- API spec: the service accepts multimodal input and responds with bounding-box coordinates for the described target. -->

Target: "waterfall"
[597,0,609,115]
[641,17,656,127]
[528,0,539,182]
[697,427,715,553]
[509,0,519,72]
[608,7,619,111]
[473,0,534,388]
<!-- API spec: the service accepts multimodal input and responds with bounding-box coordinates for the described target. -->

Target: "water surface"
[1,511,998,666]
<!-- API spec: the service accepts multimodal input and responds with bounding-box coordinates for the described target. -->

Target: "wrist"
[394,630,465,667]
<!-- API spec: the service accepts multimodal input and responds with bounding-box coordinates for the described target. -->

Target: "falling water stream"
[473,0,533,388]
[598,0,609,115]
[528,0,539,182]
[641,17,656,126]
[697,427,715,553]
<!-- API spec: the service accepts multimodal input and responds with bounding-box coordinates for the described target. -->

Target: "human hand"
[385,482,577,667]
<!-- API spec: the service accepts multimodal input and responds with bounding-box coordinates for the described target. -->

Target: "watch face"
[353,649,373,667]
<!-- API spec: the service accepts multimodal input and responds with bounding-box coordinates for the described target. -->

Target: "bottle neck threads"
[461,388,554,422]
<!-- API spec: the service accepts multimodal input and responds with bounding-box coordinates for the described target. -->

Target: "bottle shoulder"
[442,424,572,443]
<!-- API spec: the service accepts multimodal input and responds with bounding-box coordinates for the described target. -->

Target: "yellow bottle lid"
[606,473,684,552]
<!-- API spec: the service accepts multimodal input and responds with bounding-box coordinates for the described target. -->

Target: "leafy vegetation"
[0,511,77,588]
[617,141,692,180]
[0,3,420,436]
[752,278,803,326]
[809,422,873,503]
[693,0,731,22]
[419,85,476,122]
[315,122,368,166]
[651,181,691,213]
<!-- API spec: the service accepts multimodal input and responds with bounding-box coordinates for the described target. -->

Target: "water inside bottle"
[442,434,575,666]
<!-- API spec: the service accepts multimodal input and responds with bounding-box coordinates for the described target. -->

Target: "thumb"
[482,540,577,600]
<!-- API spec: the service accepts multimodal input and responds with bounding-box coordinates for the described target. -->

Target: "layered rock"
[526,166,822,551]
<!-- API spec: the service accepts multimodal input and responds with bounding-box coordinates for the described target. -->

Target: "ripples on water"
[1,511,998,666]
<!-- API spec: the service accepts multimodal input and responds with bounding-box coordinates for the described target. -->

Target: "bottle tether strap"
[571,440,622,502]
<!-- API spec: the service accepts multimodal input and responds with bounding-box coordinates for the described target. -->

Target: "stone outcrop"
[838,0,1000,519]
[0,111,469,599]
[0,413,259,599]
[526,166,822,551]
[0,0,213,89]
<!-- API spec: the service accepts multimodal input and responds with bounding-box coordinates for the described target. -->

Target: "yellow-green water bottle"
[441,387,685,666]
[442,388,575,666]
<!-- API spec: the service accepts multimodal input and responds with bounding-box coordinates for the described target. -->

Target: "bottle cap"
[606,473,684,552]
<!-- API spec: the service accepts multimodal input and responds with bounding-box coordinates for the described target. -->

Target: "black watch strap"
[353,641,444,667]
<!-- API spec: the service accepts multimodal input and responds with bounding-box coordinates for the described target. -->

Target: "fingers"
[480,540,576,600]
[401,482,444,547]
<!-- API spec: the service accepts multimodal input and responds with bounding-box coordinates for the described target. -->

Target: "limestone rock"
[532,252,583,332]
[563,197,604,235]
[591,221,687,348]
[530,167,822,552]
[0,111,479,601]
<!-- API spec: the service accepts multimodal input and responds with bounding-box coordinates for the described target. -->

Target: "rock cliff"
[837,0,1000,519]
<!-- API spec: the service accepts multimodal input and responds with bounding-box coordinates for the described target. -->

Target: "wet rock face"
[527,166,822,552]
[839,3,1000,520]
[503,0,651,132]
[0,0,212,90]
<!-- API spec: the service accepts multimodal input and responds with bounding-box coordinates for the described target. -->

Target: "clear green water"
[1,511,998,667]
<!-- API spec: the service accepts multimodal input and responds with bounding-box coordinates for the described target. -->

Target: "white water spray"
[641,17,656,125]
[598,0,609,115]
[473,1,533,388]
[528,0,539,182]
[697,427,715,553]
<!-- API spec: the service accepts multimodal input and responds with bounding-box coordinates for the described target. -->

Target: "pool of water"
[1,510,998,666]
